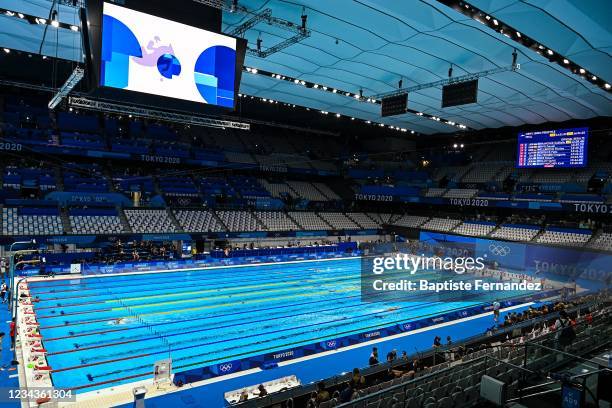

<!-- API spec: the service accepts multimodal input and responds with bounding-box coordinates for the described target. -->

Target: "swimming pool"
[26,257,522,393]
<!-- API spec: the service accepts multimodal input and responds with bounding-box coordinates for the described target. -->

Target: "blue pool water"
[27,258,520,393]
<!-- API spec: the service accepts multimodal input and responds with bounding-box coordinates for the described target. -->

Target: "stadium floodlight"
[48,66,84,109]
[51,10,59,27]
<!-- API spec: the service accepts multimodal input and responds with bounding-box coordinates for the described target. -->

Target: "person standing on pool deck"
[9,318,15,350]
[0,281,6,303]
[493,301,501,323]
[369,347,379,366]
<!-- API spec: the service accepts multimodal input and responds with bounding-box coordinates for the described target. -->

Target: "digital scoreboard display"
[99,2,238,108]
[516,127,588,168]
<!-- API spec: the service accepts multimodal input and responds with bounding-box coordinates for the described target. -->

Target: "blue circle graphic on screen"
[157,54,181,79]
[194,45,236,107]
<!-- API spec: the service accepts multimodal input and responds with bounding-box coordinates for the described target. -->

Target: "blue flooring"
[0,300,20,407]
[113,305,529,408]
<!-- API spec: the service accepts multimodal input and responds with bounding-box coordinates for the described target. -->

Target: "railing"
[335,306,610,408]
[229,297,608,408]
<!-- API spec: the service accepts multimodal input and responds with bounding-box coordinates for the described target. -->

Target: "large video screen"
[516,127,588,168]
[100,2,237,108]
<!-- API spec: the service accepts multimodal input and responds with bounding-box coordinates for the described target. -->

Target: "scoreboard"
[516,127,588,168]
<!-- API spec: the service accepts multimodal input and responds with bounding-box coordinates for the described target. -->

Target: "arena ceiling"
[0,0,611,134]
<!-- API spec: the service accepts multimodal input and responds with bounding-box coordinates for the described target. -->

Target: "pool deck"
[10,256,568,407]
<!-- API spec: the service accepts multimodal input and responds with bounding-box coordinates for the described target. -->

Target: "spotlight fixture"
[444,0,610,92]
[70,25,79,31]
[605,84,611,90]
[51,10,59,27]
[2,48,10,53]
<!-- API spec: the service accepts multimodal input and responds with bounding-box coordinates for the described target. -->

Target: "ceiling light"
[251,68,258,74]
[313,84,319,88]
[18,13,24,18]
[332,89,337,93]
[36,18,47,24]
[353,94,360,99]
[300,80,306,85]
[5,10,15,16]
[579,68,585,74]
[605,83,611,89]
[70,25,79,31]
[460,144,465,148]
[592,75,597,80]
[563,58,569,64]
[366,120,371,124]
[453,144,458,148]
[351,117,355,120]
[51,20,60,28]
[2,48,10,54]
[516,32,521,38]
[492,19,498,26]
[322,86,327,91]
[411,130,415,134]
[335,113,341,117]
[547,49,553,56]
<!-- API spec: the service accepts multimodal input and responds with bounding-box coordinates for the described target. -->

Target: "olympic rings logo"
[219,363,233,372]
[489,244,511,256]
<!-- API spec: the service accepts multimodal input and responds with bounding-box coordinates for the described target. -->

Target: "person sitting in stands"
[253,384,267,397]
[349,368,366,390]
[315,381,330,404]
[339,382,354,403]
[433,336,442,348]
[238,389,249,402]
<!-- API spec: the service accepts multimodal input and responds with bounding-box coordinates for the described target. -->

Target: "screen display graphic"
[100,2,237,108]
[516,127,588,168]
